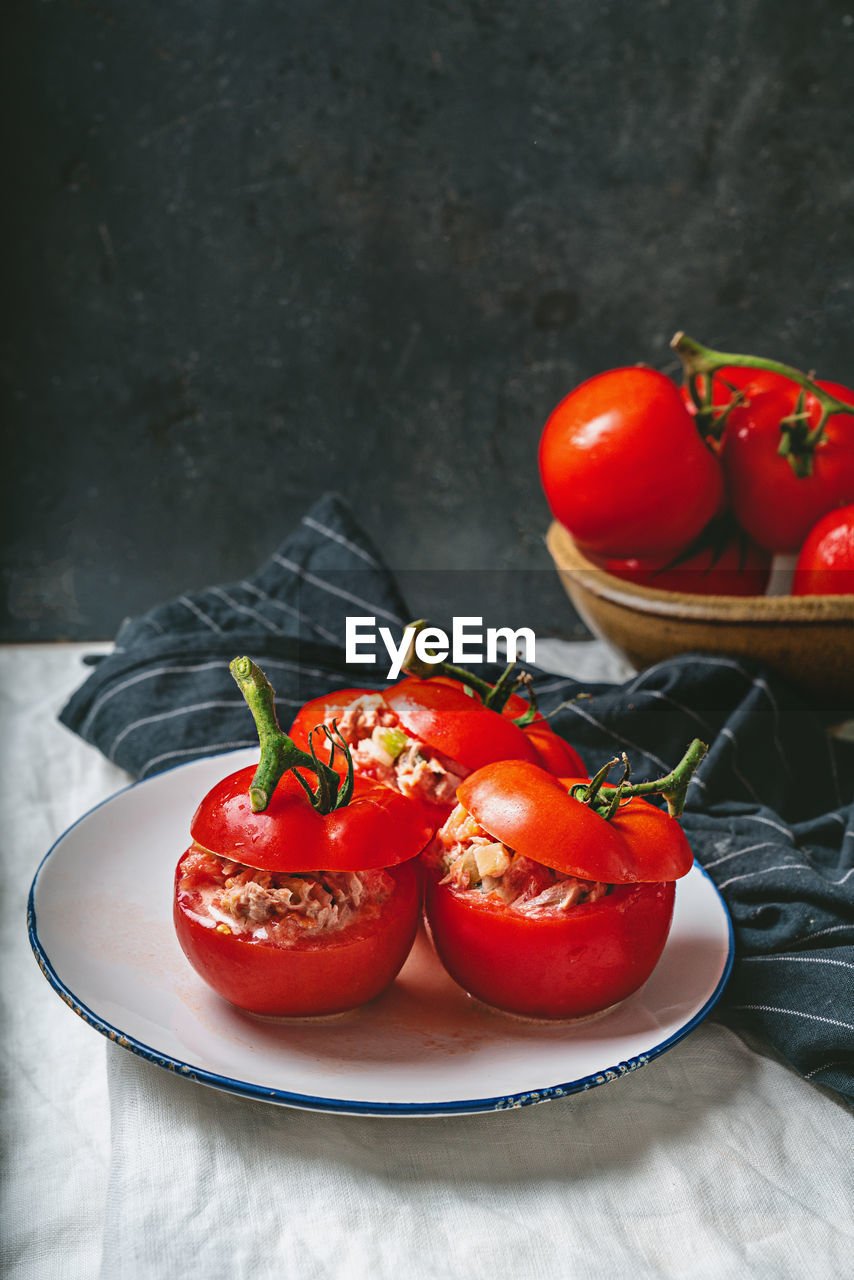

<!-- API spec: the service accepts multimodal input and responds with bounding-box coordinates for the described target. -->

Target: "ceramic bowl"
[546,521,854,707]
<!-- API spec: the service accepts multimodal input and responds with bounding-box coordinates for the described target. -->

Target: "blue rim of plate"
[28,756,735,1117]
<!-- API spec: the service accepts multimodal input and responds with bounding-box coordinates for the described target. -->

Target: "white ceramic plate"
[29,749,733,1116]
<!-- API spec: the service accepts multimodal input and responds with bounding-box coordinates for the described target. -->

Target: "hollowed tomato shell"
[424,864,675,1019]
[174,856,420,1016]
[189,767,433,873]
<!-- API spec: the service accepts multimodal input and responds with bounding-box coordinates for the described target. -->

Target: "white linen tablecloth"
[3,643,852,1280]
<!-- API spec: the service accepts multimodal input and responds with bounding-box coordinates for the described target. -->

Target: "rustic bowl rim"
[546,522,854,624]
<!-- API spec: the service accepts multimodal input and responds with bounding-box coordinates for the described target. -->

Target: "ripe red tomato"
[423,760,693,1019]
[539,367,724,558]
[174,768,431,1015]
[289,678,586,810]
[588,524,771,596]
[792,503,854,596]
[721,380,854,552]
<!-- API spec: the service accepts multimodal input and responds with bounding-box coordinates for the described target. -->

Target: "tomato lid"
[190,766,434,872]
[457,760,693,884]
[386,678,539,771]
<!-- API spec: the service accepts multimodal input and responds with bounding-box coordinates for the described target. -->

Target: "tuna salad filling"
[330,693,467,809]
[177,846,394,945]
[436,803,610,917]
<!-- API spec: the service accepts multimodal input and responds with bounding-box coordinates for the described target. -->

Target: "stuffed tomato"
[173,658,432,1016]
[423,751,701,1020]
[289,674,586,819]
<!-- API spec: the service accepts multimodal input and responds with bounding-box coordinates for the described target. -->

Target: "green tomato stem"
[483,662,518,713]
[508,671,540,725]
[229,656,347,814]
[671,332,854,458]
[434,662,495,699]
[401,619,538,722]
[579,754,621,807]
[401,621,494,697]
[572,738,707,820]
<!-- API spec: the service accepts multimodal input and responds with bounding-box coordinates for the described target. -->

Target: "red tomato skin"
[173,856,419,1015]
[497,688,587,775]
[539,367,724,558]
[589,532,771,596]
[385,679,540,771]
[190,767,432,873]
[518,722,587,774]
[457,761,694,884]
[721,381,854,552]
[424,869,675,1019]
[792,503,854,595]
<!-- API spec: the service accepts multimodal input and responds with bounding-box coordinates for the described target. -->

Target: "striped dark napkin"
[60,493,854,1109]
[59,495,404,780]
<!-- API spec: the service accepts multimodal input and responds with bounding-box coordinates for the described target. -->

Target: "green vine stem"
[400,620,538,721]
[230,656,353,814]
[671,332,854,463]
[570,738,707,820]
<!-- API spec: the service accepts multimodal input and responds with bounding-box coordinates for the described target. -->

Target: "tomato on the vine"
[720,380,854,552]
[539,367,724,558]
[792,504,854,596]
[423,752,700,1020]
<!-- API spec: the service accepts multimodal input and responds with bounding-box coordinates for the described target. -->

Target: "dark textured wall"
[4,0,854,640]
